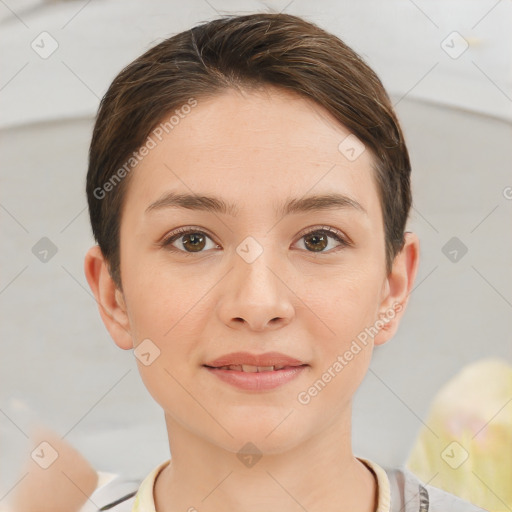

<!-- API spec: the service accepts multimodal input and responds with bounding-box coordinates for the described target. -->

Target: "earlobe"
[374,232,420,346]
[83,245,134,350]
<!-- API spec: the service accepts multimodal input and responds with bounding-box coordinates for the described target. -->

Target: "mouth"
[204,351,307,369]
[203,352,309,391]
[203,353,309,392]
[203,364,305,372]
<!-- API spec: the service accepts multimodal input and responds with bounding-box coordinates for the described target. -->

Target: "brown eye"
[181,232,206,252]
[303,232,329,252]
[162,228,217,254]
[298,228,348,253]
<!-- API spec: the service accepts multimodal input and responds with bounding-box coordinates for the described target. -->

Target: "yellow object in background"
[406,358,512,512]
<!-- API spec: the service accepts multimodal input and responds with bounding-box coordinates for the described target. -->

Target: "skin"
[9,425,98,512]
[85,86,420,512]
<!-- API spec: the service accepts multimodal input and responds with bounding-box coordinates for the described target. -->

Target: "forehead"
[121,87,381,226]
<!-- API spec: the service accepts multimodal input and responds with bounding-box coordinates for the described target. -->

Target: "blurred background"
[1,0,511,500]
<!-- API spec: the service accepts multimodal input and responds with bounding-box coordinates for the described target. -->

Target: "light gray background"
[1,0,511,498]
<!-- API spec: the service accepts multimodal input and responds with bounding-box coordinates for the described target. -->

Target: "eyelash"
[159,225,351,256]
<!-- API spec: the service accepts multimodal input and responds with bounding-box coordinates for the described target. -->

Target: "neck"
[154,409,377,512]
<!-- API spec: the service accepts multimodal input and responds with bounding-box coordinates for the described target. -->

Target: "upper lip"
[204,351,307,368]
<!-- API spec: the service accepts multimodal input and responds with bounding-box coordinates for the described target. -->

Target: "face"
[87,86,416,455]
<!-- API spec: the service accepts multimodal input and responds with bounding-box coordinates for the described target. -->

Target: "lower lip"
[204,365,308,391]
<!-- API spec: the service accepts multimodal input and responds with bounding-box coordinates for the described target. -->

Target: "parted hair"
[86,12,412,290]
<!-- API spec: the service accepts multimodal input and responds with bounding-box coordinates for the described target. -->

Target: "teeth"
[219,364,278,372]
[258,366,275,372]
[242,364,260,373]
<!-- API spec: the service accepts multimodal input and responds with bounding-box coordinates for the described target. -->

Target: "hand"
[8,424,98,512]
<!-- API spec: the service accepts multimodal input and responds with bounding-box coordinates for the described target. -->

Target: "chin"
[207,416,308,456]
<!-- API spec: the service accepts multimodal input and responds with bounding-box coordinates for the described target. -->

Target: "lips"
[204,351,307,371]
[204,351,309,391]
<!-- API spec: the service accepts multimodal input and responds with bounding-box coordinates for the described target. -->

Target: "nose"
[216,248,295,332]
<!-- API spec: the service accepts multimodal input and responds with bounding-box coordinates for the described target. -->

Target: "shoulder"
[82,460,169,512]
[385,466,489,512]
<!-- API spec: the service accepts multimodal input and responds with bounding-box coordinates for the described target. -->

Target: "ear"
[373,231,420,346]
[83,245,133,350]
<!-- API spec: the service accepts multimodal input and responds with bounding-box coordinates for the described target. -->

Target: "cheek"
[122,254,194,341]
[299,270,381,400]
[308,269,382,347]
[298,279,378,412]
[128,293,198,416]
[123,260,206,369]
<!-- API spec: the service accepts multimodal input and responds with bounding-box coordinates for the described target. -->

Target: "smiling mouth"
[204,364,306,372]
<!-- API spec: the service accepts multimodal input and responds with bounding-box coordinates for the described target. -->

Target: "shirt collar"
[131,457,391,512]
[358,457,392,512]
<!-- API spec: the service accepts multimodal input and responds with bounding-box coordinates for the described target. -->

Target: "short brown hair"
[86,12,411,291]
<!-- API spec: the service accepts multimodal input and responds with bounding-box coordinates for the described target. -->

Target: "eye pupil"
[304,232,328,252]
[183,233,206,252]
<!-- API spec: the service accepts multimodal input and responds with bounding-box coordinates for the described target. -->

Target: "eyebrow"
[145,191,367,217]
